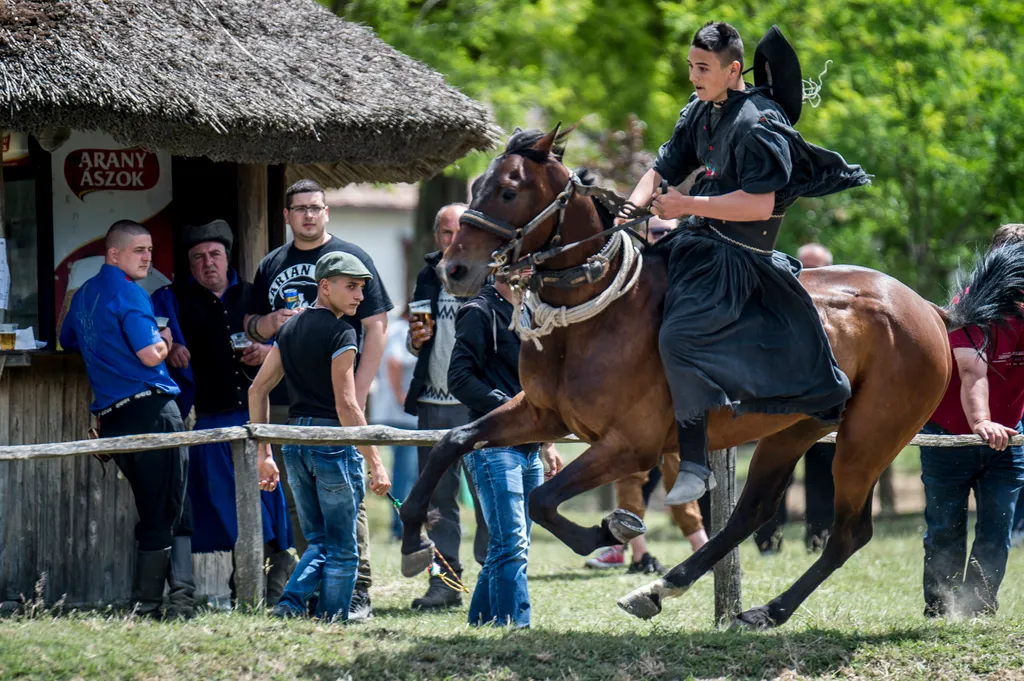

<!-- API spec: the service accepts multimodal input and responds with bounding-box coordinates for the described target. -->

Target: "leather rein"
[459,172,659,291]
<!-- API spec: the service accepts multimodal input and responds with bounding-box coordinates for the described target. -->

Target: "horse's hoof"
[400,542,435,578]
[606,508,646,544]
[729,606,777,631]
[617,582,663,620]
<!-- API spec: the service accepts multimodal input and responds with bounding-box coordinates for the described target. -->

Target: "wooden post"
[710,447,742,626]
[231,438,265,609]
[236,164,268,282]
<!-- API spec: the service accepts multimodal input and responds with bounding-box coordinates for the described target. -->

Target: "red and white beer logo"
[63,147,160,199]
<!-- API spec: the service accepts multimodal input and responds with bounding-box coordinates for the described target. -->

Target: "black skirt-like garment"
[656,227,851,426]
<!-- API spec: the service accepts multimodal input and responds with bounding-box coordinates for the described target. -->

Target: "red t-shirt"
[930,318,1024,434]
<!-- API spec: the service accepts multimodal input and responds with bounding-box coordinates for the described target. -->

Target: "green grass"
[0,497,1023,680]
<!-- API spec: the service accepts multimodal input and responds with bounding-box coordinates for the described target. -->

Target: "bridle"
[459,167,659,289]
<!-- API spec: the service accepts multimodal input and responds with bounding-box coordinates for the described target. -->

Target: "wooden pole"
[236,164,268,282]
[231,438,265,609]
[710,447,742,626]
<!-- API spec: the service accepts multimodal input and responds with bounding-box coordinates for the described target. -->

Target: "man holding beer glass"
[151,220,295,607]
[243,179,392,619]
[60,220,191,618]
[404,203,490,610]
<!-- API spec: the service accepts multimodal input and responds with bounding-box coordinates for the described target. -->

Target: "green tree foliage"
[323,0,1024,299]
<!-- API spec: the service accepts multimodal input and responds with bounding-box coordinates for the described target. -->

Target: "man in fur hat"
[152,219,296,607]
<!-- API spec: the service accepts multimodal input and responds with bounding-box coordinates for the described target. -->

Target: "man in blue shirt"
[60,220,193,619]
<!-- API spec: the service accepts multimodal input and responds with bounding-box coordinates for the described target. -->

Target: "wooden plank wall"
[0,356,233,606]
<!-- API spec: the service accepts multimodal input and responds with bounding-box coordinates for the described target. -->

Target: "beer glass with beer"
[0,324,17,351]
[409,300,432,328]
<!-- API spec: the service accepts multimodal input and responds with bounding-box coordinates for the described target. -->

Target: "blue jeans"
[389,441,419,540]
[920,421,1024,616]
[464,446,544,629]
[276,424,365,621]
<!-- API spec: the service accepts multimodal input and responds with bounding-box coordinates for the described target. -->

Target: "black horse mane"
[504,127,572,164]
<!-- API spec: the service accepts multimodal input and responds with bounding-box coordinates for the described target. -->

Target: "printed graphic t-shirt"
[275,307,359,420]
[248,236,392,404]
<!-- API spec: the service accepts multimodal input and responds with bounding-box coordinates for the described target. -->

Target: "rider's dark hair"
[691,21,744,69]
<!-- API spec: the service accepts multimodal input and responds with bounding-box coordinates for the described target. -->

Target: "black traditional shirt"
[158,271,255,415]
[654,85,868,213]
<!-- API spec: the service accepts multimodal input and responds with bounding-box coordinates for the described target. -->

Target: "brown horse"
[398,126,1024,629]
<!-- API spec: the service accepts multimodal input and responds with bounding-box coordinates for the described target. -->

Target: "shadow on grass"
[300,626,936,680]
[530,571,622,583]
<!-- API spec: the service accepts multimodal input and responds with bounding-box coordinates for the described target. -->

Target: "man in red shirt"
[920,223,1024,618]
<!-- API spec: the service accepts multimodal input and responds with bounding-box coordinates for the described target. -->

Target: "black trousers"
[100,394,192,551]
[753,443,836,547]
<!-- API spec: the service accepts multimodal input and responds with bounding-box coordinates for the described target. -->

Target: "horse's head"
[439,125,574,297]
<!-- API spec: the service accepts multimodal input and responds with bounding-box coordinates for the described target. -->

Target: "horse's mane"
[504,127,572,164]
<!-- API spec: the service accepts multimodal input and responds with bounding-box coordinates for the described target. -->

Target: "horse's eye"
[501,188,517,202]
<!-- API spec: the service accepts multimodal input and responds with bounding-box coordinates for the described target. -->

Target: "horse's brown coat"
[400,128,956,628]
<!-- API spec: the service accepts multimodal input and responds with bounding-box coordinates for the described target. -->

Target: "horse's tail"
[940,242,1024,350]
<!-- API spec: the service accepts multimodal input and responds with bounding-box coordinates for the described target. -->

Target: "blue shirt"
[60,263,179,412]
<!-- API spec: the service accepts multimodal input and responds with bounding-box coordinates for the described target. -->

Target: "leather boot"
[264,543,297,607]
[165,536,197,619]
[410,570,463,610]
[132,548,171,618]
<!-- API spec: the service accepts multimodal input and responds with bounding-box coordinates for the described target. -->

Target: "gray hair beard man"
[151,219,297,606]
[404,203,490,609]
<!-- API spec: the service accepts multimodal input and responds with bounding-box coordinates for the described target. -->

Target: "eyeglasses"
[289,205,326,216]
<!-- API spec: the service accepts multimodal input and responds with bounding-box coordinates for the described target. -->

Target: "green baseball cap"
[315,251,373,282]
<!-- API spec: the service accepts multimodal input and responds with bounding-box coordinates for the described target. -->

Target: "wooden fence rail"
[0,426,1010,622]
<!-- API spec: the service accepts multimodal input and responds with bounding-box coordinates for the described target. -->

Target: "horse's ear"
[532,122,575,161]
[530,123,562,155]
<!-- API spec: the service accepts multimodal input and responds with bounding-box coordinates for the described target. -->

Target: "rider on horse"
[619,22,870,504]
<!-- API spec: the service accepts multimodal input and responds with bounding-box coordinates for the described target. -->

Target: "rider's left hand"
[650,187,690,220]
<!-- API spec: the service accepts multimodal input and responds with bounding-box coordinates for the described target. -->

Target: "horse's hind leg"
[399,394,567,577]
[618,421,823,620]
[732,407,925,629]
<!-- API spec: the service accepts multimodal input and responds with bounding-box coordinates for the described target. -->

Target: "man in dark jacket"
[404,203,488,609]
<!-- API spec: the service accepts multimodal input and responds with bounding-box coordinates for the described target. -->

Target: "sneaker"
[584,545,625,569]
[627,553,666,575]
[348,590,374,621]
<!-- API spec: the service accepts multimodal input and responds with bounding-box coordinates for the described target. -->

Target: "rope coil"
[510,231,644,350]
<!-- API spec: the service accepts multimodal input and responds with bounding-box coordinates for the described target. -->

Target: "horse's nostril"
[448,264,468,281]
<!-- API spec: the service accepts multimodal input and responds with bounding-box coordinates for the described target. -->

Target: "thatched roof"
[0,0,500,185]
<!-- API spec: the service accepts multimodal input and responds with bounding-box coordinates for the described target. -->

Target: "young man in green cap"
[249,250,391,622]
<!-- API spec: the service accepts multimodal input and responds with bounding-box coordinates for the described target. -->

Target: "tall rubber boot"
[132,548,171,619]
[165,536,197,619]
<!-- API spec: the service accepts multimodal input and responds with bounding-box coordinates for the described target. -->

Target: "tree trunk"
[877,466,896,517]
[409,175,467,296]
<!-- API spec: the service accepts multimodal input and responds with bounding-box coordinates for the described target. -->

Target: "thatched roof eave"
[0,0,500,184]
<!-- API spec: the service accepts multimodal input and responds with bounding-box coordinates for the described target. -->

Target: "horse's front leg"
[399,394,567,577]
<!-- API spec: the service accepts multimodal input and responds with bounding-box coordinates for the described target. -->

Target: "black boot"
[165,536,196,619]
[411,569,463,610]
[132,548,171,618]
[665,416,715,505]
[264,543,297,608]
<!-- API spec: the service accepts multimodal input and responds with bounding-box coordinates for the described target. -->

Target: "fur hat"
[182,219,233,256]
[753,26,804,124]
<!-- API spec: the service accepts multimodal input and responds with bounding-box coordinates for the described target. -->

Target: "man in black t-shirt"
[244,179,392,619]
[249,251,391,622]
